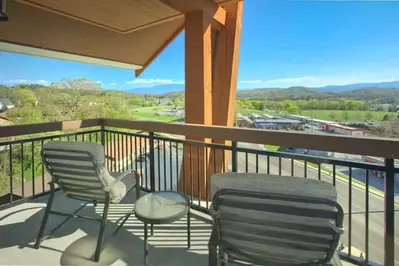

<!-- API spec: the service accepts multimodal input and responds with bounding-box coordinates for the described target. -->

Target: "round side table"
[134,191,190,266]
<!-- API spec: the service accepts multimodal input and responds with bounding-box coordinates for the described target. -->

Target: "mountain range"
[126,81,399,95]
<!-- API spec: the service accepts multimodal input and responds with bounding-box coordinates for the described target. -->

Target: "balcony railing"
[0,118,397,266]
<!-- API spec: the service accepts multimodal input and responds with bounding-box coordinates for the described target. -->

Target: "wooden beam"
[0,119,101,138]
[135,23,184,77]
[179,10,213,198]
[102,118,399,159]
[210,1,243,173]
[160,0,226,28]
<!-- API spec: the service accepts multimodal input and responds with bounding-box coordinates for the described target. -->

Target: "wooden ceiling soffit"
[160,0,226,29]
[14,0,184,34]
[0,41,143,70]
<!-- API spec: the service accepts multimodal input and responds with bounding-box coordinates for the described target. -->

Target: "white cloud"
[126,78,184,85]
[240,80,263,84]
[4,79,50,85]
[109,82,117,86]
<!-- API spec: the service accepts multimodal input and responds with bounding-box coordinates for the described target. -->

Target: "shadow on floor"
[0,192,209,266]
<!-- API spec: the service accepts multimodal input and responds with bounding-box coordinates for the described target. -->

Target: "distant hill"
[126,84,185,95]
[128,80,399,103]
[315,81,399,92]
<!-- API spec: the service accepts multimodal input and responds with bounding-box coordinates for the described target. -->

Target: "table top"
[134,191,189,224]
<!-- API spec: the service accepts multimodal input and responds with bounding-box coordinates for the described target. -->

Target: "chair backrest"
[211,173,344,265]
[41,141,107,202]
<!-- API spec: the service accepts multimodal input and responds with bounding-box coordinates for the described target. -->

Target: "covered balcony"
[0,118,398,265]
[0,0,397,265]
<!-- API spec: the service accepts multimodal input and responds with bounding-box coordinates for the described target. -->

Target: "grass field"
[239,107,396,122]
[132,106,179,122]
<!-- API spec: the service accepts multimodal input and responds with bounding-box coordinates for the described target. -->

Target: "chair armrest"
[104,168,136,192]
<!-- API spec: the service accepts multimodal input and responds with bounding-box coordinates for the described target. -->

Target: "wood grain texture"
[210,1,243,173]
[0,119,101,138]
[16,0,180,34]
[182,10,213,198]
[102,119,399,159]
[161,0,226,27]
[1,0,184,66]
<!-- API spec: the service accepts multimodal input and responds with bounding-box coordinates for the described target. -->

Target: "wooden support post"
[179,10,213,199]
[209,1,243,176]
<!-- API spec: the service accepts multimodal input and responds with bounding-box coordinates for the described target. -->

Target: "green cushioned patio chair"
[35,141,141,262]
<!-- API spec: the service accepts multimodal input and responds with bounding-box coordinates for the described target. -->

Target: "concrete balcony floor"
[0,191,355,266]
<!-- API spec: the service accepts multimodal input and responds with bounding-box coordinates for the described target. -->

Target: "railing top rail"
[1,118,399,159]
[102,118,399,159]
[0,119,101,138]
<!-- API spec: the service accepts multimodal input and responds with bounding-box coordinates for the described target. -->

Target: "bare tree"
[51,78,101,116]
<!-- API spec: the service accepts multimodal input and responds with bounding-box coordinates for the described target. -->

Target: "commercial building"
[323,124,364,136]
[253,119,304,130]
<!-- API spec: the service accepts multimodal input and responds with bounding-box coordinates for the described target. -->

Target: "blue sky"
[1,0,399,90]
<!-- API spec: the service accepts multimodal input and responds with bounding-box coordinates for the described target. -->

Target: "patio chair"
[34,141,141,262]
[208,173,344,266]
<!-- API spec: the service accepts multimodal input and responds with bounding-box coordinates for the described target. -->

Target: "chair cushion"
[43,141,105,169]
[211,172,337,200]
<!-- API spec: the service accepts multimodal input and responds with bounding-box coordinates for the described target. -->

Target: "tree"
[8,88,37,107]
[342,110,349,121]
[328,112,336,121]
[365,111,373,121]
[51,78,101,116]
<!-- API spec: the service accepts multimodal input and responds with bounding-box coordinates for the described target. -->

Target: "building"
[253,119,304,130]
[236,115,253,128]
[323,124,364,136]
[0,99,15,112]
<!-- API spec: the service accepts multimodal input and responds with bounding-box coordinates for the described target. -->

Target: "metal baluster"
[41,140,45,192]
[232,141,237,172]
[365,169,370,263]
[197,146,200,206]
[122,134,125,171]
[205,146,209,208]
[9,144,13,202]
[157,140,161,191]
[333,164,336,186]
[163,140,167,190]
[279,157,282,175]
[255,154,259,173]
[175,142,179,192]
[348,167,352,256]
[267,155,270,175]
[318,163,321,180]
[291,158,294,176]
[384,158,395,266]
[170,141,173,190]
[304,161,307,178]
[245,152,248,173]
[190,145,193,204]
[31,142,35,196]
[20,143,24,197]
[148,134,154,192]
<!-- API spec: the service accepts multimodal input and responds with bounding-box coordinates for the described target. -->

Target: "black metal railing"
[0,127,396,265]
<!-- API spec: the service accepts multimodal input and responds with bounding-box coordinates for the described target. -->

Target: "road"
[122,143,398,265]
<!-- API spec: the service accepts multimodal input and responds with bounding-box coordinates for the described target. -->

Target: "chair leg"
[93,201,110,262]
[35,187,55,249]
